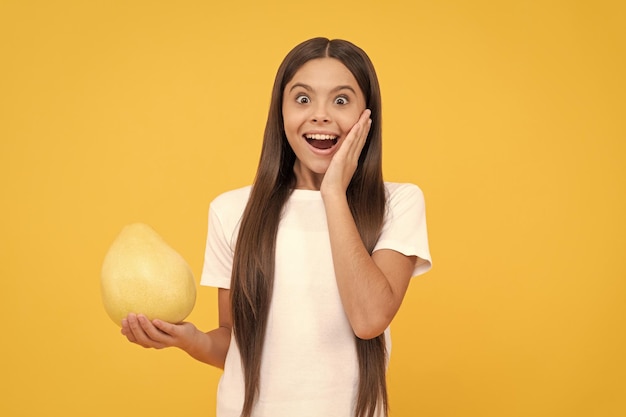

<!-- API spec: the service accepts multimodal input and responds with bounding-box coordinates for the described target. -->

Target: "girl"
[122,37,431,417]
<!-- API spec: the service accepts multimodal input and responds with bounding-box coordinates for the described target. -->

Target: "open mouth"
[304,133,338,150]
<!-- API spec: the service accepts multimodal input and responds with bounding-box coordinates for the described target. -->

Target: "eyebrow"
[288,83,357,95]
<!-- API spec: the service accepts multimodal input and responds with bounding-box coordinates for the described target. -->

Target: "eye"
[334,96,349,105]
[296,95,310,104]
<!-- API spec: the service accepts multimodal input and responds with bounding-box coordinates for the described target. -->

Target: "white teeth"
[305,134,338,140]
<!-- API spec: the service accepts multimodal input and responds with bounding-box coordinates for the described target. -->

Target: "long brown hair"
[231,37,387,417]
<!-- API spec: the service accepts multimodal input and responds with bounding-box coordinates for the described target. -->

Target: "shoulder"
[208,186,252,233]
[208,185,252,234]
[210,185,252,212]
[384,182,425,205]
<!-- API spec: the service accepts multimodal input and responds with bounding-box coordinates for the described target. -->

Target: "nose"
[311,103,331,123]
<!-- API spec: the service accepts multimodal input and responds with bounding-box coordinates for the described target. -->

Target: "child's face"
[282,57,366,189]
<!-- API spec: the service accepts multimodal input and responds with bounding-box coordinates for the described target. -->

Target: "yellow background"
[1,0,624,416]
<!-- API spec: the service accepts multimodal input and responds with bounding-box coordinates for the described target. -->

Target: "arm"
[322,193,416,340]
[121,288,232,369]
[321,110,415,340]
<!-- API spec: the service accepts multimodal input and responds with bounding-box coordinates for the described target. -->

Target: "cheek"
[281,115,293,135]
[282,108,310,139]
[282,117,298,138]
[281,106,298,131]
[339,111,362,133]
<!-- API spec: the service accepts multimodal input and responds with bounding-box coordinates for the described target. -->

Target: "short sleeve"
[200,186,251,289]
[200,204,234,289]
[374,183,432,277]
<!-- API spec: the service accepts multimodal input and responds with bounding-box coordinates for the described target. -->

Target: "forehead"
[286,58,360,91]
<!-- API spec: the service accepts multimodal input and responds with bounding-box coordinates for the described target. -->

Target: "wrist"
[178,323,202,353]
[320,185,347,203]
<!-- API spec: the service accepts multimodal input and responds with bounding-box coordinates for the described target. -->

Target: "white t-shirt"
[201,182,432,417]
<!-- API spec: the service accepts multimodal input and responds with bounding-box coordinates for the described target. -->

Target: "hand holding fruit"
[121,313,200,350]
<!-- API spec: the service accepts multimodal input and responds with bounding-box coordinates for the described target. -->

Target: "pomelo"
[101,223,196,326]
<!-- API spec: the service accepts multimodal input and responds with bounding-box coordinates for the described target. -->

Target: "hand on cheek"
[321,109,372,197]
